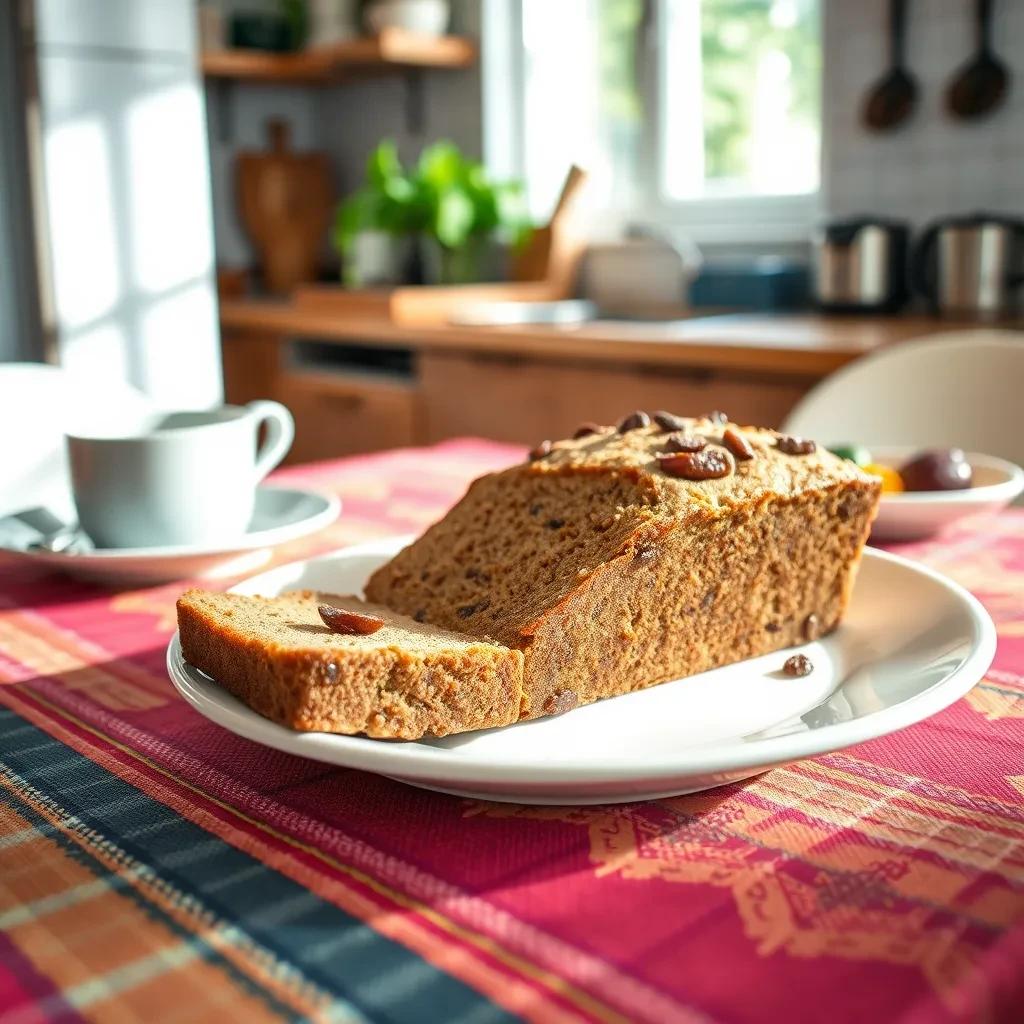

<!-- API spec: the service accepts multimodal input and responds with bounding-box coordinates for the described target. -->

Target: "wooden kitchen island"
[219,299,987,463]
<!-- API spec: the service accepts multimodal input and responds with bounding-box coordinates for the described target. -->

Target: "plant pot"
[364,0,450,37]
[344,231,413,287]
[308,0,359,47]
[421,234,510,285]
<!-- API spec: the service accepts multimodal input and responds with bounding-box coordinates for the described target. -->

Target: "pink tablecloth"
[1,439,1023,1023]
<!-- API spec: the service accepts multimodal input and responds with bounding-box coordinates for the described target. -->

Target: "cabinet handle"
[315,392,367,411]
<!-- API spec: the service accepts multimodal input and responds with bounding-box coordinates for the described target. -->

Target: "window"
[496,0,821,242]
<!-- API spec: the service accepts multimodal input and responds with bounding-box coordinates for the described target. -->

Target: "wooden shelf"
[201,29,476,84]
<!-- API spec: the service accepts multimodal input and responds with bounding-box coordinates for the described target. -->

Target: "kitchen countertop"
[219,298,1017,377]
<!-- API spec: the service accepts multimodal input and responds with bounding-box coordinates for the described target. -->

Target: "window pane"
[520,0,643,219]
[662,0,821,201]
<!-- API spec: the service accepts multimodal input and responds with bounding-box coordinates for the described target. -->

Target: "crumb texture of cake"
[365,415,880,720]
[177,414,880,739]
[176,590,522,738]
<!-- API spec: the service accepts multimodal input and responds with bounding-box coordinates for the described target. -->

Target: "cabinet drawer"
[420,352,812,444]
[278,371,418,463]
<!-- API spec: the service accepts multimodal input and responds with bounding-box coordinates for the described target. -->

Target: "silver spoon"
[30,524,90,554]
[7,508,92,554]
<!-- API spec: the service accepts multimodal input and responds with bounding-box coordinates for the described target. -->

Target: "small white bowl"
[365,0,449,37]
[868,447,1024,542]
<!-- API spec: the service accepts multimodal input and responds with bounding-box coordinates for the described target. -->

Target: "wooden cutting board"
[236,119,333,294]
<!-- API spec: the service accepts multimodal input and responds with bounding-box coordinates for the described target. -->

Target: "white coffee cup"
[66,401,295,549]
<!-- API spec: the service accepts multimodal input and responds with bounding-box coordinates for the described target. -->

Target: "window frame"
[485,0,822,246]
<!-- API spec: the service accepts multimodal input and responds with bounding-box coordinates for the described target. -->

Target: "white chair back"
[783,330,1024,467]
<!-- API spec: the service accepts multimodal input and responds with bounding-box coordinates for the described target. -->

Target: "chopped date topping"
[457,598,491,619]
[529,439,553,461]
[546,518,565,529]
[543,689,579,715]
[414,608,427,623]
[836,496,857,521]
[652,410,687,432]
[573,422,603,439]
[318,604,385,635]
[783,653,814,677]
[617,410,651,433]
[722,427,755,461]
[663,432,707,454]
[658,448,732,480]
[765,622,781,633]
[634,540,659,563]
[776,435,817,456]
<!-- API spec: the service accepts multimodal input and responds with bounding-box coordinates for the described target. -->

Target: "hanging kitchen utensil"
[237,119,333,295]
[861,0,918,132]
[945,0,1009,121]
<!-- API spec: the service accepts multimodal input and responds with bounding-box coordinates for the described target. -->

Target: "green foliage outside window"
[700,0,819,182]
[578,0,819,193]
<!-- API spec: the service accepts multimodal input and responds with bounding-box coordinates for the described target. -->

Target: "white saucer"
[870,447,1024,542]
[1,486,341,586]
[167,537,995,804]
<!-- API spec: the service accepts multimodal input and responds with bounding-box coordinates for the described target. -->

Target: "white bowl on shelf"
[364,0,449,37]
[868,447,1024,542]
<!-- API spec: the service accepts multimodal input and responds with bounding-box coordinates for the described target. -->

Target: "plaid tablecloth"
[1,439,1023,1024]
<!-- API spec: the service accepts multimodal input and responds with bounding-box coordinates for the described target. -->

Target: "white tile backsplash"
[823,0,1024,228]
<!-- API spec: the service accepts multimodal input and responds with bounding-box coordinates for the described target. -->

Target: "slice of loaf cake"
[177,591,522,737]
[178,414,880,739]
[365,414,880,722]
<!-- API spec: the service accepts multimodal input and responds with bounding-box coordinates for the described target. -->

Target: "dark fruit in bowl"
[899,448,973,492]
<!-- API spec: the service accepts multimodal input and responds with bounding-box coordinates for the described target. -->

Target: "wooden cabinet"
[419,351,813,444]
[276,371,418,463]
[221,331,281,406]
[220,316,826,460]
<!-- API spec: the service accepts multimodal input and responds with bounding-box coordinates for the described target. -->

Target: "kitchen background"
[2,0,1022,458]
[208,0,1024,266]
[824,0,1024,224]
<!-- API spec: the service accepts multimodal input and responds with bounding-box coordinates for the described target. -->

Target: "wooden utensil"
[237,119,333,294]
[513,164,589,292]
[861,0,918,132]
[945,0,1009,121]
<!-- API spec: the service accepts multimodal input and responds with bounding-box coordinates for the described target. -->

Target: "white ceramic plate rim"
[2,486,341,562]
[167,542,996,786]
[871,448,1024,507]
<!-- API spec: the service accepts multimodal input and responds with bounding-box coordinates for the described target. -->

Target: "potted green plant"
[413,141,531,285]
[332,141,419,286]
[333,140,530,286]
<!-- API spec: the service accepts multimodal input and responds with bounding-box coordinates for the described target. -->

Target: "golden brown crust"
[367,418,880,727]
[176,590,522,738]
[178,416,880,740]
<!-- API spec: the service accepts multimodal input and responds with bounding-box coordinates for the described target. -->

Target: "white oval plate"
[1,487,341,586]
[869,447,1024,542]
[167,537,995,804]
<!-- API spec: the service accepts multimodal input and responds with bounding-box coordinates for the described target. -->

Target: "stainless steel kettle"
[911,212,1024,319]
[813,217,910,312]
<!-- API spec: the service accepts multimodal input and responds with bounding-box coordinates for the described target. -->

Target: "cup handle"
[247,400,295,482]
